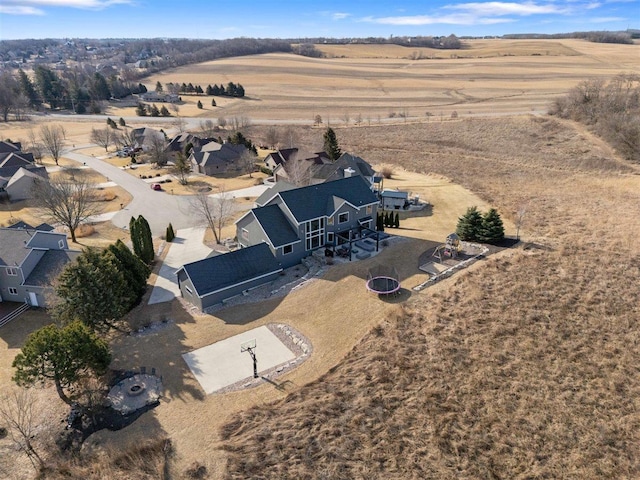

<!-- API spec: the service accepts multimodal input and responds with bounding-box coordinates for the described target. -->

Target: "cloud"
[2,0,133,13]
[332,12,351,20]
[0,5,45,15]
[362,1,591,26]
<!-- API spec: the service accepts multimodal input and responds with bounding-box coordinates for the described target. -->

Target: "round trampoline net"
[366,265,401,294]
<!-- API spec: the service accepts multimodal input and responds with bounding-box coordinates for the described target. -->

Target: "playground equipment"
[366,265,401,295]
[433,233,463,262]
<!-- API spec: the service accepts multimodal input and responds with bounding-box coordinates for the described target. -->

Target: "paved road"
[148,227,213,305]
[64,147,198,236]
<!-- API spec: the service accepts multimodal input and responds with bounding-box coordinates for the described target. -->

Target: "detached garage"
[176,243,283,310]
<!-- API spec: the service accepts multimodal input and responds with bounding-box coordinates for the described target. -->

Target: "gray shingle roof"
[252,204,300,247]
[179,243,282,297]
[314,152,375,182]
[276,175,378,223]
[255,181,297,206]
[0,228,35,266]
[24,250,80,286]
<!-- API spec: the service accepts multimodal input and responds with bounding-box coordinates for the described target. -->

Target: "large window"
[305,218,325,251]
[338,212,349,224]
[283,244,293,255]
[8,287,18,295]
[6,267,17,276]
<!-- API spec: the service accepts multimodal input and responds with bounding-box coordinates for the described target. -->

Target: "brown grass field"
[1,39,640,479]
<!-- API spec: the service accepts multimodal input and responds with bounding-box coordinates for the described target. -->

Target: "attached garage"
[176,243,283,310]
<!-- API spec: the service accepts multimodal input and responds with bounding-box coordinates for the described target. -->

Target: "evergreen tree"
[480,208,505,244]
[211,98,216,107]
[206,84,213,95]
[323,127,341,161]
[136,215,154,264]
[12,321,111,406]
[212,84,221,95]
[166,223,175,242]
[394,212,400,228]
[130,216,143,259]
[119,117,126,127]
[195,85,204,95]
[92,72,111,101]
[106,240,150,307]
[54,248,129,332]
[18,69,40,107]
[135,103,147,116]
[155,81,163,93]
[160,105,170,116]
[456,206,483,241]
[197,100,203,109]
[34,65,64,109]
[180,83,187,93]
[236,84,245,97]
[150,104,160,117]
[377,213,384,232]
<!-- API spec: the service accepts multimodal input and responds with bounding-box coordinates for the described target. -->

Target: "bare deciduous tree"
[217,117,227,129]
[199,119,217,138]
[282,126,299,148]
[0,389,45,470]
[239,151,257,178]
[90,127,114,152]
[32,175,101,243]
[172,152,191,185]
[39,124,66,165]
[285,157,312,186]
[147,133,169,166]
[265,126,280,149]
[25,128,44,164]
[172,116,187,133]
[190,188,236,244]
[515,202,528,241]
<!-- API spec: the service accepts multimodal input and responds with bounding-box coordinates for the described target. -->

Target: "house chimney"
[344,167,356,178]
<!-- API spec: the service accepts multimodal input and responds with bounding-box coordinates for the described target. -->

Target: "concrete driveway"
[147,227,213,305]
[63,148,198,236]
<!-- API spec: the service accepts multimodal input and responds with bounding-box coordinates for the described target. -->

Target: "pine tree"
[394,212,400,228]
[119,117,126,127]
[155,81,163,93]
[150,104,160,117]
[166,223,175,242]
[197,100,203,109]
[323,127,341,161]
[160,105,170,116]
[135,103,147,116]
[211,98,216,107]
[129,216,142,259]
[480,208,505,244]
[377,213,385,232]
[106,240,150,306]
[18,69,40,107]
[456,206,483,241]
[137,215,155,264]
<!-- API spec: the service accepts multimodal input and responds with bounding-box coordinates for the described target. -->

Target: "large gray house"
[0,225,80,307]
[176,175,380,310]
[236,175,379,268]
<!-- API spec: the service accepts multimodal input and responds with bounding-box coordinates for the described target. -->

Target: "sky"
[0,0,638,40]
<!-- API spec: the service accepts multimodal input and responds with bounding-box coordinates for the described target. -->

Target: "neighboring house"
[264,148,299,171]
[311,153,379,188]
[271,149,331,185]
[131,127,165,152]
[140,92,179,103]
[0,225,80,307]
[166,133,214,155]
[188,141,247,176]
[0,142,48,201]
[176,243,283,310]
[380,190,410,210]
[236,175,379,268]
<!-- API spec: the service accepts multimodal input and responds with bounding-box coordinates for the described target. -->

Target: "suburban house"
[0,224,80,308]
[310,153,380,187]
[176,175,380,310]
[0,141,49,201]
[131,127,165,152]
[188,141,248,176]
[166,133,214,155]
[271,149,331,185]
[176,243,283,310]
[236,175,380,268]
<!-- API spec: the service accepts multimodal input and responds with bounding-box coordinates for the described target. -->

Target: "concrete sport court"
[182,325,296,394]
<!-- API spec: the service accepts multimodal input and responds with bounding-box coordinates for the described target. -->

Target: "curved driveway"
[65,147,198,236]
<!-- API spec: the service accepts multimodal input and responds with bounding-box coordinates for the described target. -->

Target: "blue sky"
[0,1,637,40]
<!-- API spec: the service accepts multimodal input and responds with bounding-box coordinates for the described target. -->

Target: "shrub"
[260,166,273,175]
[75,224,96,238]
[381,166,394,179]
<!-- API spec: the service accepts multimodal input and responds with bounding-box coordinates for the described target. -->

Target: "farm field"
[0,39,639,478]
[143,39,640,122]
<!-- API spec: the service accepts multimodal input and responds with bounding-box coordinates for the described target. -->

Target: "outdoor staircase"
[0,302,30,328]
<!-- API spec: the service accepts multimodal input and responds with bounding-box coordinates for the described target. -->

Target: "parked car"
[116,150,128,157]
[151,183,162,191]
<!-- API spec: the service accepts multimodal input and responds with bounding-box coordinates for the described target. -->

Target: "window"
[326,232,334,244]
[366,205,373,214]
[283,245,293,255]
[327,216,334,226]
[241,228,249,241]
[58,239,65,249]
[8,287,18,295]
[185,286,193,295]
[305,218,325,251]
[338,212,349,224]
[6,267,17,276]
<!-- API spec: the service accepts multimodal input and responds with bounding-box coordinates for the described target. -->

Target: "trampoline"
[366,265,401,295]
